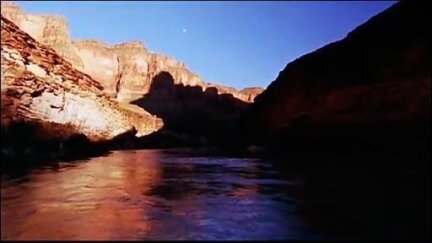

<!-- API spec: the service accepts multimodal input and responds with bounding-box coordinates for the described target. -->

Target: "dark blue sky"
[18,1,395,89]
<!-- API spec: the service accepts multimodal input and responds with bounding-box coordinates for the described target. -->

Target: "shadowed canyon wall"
[130,71,250,147]
[240,1,431,154]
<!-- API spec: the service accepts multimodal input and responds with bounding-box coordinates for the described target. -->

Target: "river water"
[1,149,430,240]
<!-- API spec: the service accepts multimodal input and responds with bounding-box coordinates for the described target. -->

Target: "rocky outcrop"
[239,87,265,103]
[1,1,263,103]
[240,1,431,150]
[0,1,263,148]
[1,1,84,69]
[72,40,264,103]
[72,39,207,102]
[1,15,162,142]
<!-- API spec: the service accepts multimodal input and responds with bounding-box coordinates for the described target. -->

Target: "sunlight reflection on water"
[1,149,321,240]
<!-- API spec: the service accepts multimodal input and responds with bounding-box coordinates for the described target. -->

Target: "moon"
[182,28,187,33]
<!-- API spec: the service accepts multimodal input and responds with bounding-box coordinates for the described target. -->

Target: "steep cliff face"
[1,1,263,103]
[72,40,263,103]
[1,1,84,69]
[241,1,431,149]
[72,40,207,102]
[1,15,162,142]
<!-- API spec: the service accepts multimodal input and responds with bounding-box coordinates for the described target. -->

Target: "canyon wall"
[1,1,263,103]
[1,15,162,143]
[71,39,206,101]
[1,1,84,69]
[130,71,251,146]
[240,1,431,150]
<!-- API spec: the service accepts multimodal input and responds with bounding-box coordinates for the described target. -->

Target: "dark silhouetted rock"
[131,71,250,146]
[240,1,431,154]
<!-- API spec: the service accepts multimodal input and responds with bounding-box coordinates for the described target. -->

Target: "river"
[1,149,430,240]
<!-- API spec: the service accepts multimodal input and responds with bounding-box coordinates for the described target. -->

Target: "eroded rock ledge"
[1,15,162,143]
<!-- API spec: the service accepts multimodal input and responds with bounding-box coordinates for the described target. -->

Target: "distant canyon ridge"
[1,1,263,103]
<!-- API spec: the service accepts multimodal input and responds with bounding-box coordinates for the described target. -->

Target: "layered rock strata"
[1,1,263,103]
[1,15,162,142]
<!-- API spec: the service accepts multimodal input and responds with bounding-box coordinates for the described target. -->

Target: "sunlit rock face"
[71,40,207,102]
[0,1,264,147]
[69,40,120,97]
[214,85,260,102]
[1,15,162,142]
[1,1,84,70]
[1,1,263,103]
[73,40,264,103]
[240,1,431,148]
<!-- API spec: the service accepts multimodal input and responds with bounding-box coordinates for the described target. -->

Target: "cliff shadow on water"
[0,120,140,177]
[130,71,250,148]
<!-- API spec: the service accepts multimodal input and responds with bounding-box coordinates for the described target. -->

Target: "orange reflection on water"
[231,184,259,198]
[1,150,163,240]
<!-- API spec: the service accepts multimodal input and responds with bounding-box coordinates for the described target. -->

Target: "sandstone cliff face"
[72,40,263,103]
[1,1,84,70]
[72,40,207,102]
[1,1,263,103]
[240,1,431,148]
[1,15,162,142]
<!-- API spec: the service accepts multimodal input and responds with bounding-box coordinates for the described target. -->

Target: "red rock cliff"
[1,1,84,69]
[1,15,163,142]
[1,1,263,103]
